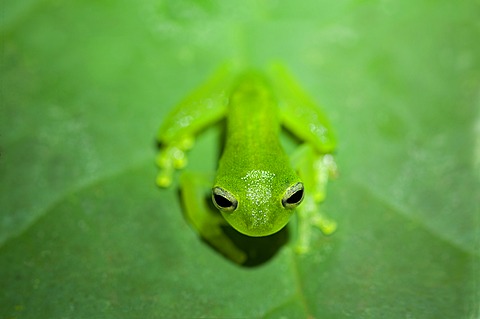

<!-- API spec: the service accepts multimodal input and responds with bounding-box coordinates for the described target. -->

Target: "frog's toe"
[313,216,337,235]
[156,170,173,187]
[294,243,310,255]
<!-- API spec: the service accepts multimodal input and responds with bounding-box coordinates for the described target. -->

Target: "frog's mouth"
[222,210,292,237]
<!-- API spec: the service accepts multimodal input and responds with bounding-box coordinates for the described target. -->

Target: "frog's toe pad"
[294,244,310,255]
[315,218,337,235]
[156,172,173,187]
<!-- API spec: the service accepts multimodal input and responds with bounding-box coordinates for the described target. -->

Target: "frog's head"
[212,170,304,237]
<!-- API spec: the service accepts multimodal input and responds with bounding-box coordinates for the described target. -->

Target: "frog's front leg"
[180,172,247,264]
[156,64,233,187]
[292,145,338,254]
[270,63,338,253]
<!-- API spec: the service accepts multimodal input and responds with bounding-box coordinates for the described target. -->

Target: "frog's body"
[214,73,303,237]
[156,64,337,263]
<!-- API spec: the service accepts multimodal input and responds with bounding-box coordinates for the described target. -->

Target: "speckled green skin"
[156,63,337,263]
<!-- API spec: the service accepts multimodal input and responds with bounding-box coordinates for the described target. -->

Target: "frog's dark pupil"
[286,189,304,204]
[214,194,233,208]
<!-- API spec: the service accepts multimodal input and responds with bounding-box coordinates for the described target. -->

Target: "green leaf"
[1,0,479,318]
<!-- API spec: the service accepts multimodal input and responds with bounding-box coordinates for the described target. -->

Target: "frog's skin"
[156,63,337,263]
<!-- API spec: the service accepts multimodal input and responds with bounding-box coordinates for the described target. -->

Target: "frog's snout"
[224,209,291,237]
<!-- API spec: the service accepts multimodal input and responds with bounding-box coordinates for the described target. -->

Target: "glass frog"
[156,63,337,264]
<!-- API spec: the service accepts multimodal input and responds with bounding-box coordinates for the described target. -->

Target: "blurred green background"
[1,0,479,318]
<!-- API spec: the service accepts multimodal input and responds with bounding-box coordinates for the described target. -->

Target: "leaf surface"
[1,0,479,318]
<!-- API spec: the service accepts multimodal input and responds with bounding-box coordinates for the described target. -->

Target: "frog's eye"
[212,187,238,212]
[282,182,304,209]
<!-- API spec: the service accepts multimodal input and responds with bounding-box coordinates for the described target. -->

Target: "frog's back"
[213,71,302,236]
[219,72,288,177]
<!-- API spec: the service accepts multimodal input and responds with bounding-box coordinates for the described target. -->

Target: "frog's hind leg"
[180,172,247,264]
[292,144,338,254]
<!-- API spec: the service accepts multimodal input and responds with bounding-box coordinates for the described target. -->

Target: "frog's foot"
[294,195,334,253]
[156,136,194,187]
[292,145,338,254]
[312,214,337,235]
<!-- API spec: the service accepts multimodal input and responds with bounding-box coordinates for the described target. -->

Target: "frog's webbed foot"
[156,136,195,187]
[292,145,338,254]
[295,198,337,254]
